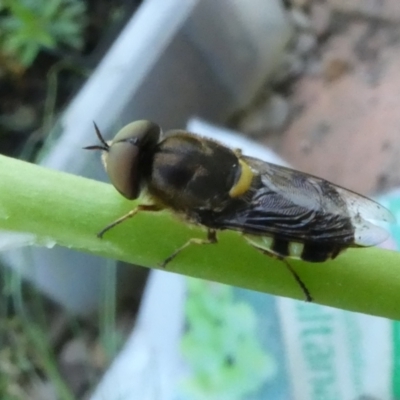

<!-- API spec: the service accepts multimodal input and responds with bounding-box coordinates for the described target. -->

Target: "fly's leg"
[161,229,217,268]
[97,204,161,238]
[280,257,313,302]
[258,248,313,302]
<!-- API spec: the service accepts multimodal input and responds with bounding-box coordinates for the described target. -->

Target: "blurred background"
[1,0,400,399]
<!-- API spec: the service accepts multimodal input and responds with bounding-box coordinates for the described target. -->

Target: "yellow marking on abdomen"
[229,159,254,198]
[289,242,304,259]
[244,235,274,251]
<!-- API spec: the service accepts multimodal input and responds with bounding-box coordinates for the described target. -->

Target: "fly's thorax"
[147,133,250,211]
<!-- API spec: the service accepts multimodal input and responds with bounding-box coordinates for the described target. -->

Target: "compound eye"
[106,120,161,199]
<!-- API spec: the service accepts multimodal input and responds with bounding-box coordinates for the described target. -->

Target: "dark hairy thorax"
[147,134,241,211]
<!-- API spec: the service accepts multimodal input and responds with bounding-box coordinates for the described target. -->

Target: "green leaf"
[19,42,39,66]
[0,0,85,68]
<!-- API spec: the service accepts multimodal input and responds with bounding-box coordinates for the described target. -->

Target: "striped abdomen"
[244,234,344,262]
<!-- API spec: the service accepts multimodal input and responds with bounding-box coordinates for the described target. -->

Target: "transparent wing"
[218,157,395,246]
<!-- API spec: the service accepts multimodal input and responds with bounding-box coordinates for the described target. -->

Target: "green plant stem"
[1,154,400,319]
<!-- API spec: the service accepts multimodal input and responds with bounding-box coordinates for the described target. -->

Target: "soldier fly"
[85,120,394,302]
